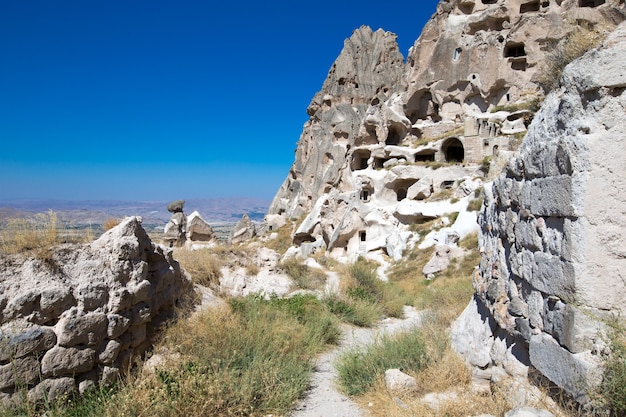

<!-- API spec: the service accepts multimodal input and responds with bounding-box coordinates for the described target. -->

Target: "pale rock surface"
[452,20,626,403]
[384,368,417,392]
[230,213,256,245]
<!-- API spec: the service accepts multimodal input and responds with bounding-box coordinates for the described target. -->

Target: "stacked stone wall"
[453,22,626,403]
[0,217,193,405]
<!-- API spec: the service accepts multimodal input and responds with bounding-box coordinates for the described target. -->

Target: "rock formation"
[266,0,625,262]
[164,200,187,247]
[230,213,256,245]
[185,210,216,244]
[451,20,626,403]
[0,217,193,405]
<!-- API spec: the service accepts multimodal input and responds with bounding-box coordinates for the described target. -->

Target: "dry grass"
[172,246,225,288]
[102,218,120,231]
[102,295,339,417]
[538,21,607,93]
[280,258,326,290]
[0,210,60,255]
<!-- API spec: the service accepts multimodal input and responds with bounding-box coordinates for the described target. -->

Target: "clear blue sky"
[0,0,440,201]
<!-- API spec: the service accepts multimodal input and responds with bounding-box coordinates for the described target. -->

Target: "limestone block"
[100,366,120,385]
[131,303,151,326]
[56,311,108,347]
[108,288,133,313]
[77,283,109,311]
[450,298,493,368]
[523,176,578,217]
[407,176,433,200]
[130,324,147,348]
[106,313,131,339]
[28,377,76,403]
[41,346,95,377]
[39,287,75,320]
[529,334,601,402]
[550,304,602,354]
[384,369,416,392]
[0,356,40,390]
[0,323,56,361]
[514,219,542,252]
[531,253,574,299]
[4,290,39,321]
[97,339,122,365]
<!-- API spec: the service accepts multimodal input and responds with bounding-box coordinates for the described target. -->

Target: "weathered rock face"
[268,26,406,221]
[266,1,624,262]
[452,21,626,403]
[405,0,625,123]
[230,213,257,245]
[0,217,193,404]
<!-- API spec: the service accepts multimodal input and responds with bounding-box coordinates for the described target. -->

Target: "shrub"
[0,210,59,255]
[538,22,606,93]
[102,218,120,231]
[336,329,428,396]
[596,323,626,415]
[280,258,326,290]
[172,247,223,287]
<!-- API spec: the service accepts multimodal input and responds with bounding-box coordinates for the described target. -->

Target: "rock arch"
[442,137,465,163]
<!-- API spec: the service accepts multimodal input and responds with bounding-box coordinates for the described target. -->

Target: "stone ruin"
[451,21,626,404]
[0,217,194,405]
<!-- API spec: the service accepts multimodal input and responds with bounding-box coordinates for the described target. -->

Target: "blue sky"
[0,0,440,202]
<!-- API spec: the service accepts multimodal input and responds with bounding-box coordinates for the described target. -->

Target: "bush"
[280,258,326,290]
[336,329,428,396]
[0,210,60,255]
[172,247,223,287]
[538,22,606,93]
[597,324,626,415]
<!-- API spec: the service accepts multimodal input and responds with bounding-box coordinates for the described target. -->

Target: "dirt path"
[289,306,423,417]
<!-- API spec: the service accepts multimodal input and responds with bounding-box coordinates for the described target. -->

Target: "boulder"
[230,213,256,245]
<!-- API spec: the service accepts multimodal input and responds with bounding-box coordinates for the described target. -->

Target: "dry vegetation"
[538,21,608,93]
[2,215,624,417]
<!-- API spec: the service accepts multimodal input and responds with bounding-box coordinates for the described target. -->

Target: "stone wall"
[452,22,626,403]
[0,217,194,405]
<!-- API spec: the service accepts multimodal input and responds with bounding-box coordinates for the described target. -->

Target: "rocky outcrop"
[266,1,625,262]
[0,217,193,405]
[452,21,626,403]
[230,213,257,245]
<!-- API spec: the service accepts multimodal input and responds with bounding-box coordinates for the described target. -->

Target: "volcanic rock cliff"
[267,0,625,262]
[266,0,625,407]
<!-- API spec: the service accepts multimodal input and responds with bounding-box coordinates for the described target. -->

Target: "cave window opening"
[360,189,372,202]
[459,2,475,13]
[442,138,465,163]
[505,43,526,58]
[351,150,371,171]
[520,1,540,12]
[396,188,407,201]
[360,231,367,242]
[579,0,605,6]
[453,47,462,61]
[493,145,500,156]
[385,128,402,145]
[441,180,455,189]
[415,151,436,162]
[482,0,497,3]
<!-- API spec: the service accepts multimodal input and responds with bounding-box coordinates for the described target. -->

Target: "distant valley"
[0,197,271,235]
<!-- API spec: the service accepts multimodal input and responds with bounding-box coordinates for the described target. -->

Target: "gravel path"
[289,306,423,417]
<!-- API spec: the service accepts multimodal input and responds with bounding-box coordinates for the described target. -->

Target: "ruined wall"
[452,21,626,402]
[0,217,193,405]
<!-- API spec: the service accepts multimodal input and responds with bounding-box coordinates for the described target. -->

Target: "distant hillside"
[0,198,271,231]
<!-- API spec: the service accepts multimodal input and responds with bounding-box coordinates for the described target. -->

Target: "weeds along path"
[289,306,423,417]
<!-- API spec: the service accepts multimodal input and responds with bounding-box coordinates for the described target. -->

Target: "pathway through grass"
[289,306,422,417]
